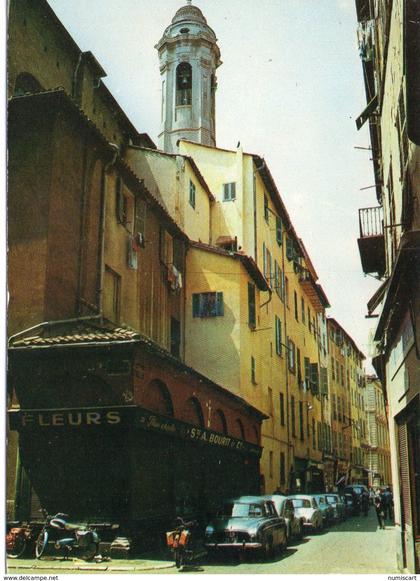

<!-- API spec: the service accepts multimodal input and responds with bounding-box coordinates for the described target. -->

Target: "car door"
[265,501,282,545]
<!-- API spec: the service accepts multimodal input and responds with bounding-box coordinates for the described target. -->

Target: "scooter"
[35,510,100,561]
[166,517,205,569]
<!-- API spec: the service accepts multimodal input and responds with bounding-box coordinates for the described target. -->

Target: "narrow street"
[7,511,399,575]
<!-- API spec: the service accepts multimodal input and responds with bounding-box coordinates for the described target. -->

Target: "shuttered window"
[398,422,412,527]
[248,283,256,328]
[275,316,282,355]
[223,182,236,201]
[192,292,224,317]
[276,216,283,245]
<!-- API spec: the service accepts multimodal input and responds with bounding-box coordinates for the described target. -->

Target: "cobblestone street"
[7,511,399,575]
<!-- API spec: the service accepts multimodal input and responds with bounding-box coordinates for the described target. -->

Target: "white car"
[289,495,323,533]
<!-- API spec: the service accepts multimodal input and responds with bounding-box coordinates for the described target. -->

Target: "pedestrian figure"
[374,494,385,529]
[361,491,369,516]
[381,487,393,520]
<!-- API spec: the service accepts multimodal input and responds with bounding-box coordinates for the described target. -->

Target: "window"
[264,195,269,222]
[310,363,319,394]
[291,396,296,437]
[276,216,283,246]
[301,298,305,323]
[304,357,310,389]
[223,182,236,201]
[159,227,173,265]
[176,62,192,106]
[189,180,196,208]
[337,396,342,422]
[251,356,256,384]
[269,451,273,478]
[299,401,304,441]
[340,365,344,386]
[274,261,280,297]
[268,387,273,416]
[275,316,282,355]
[279,393,285,426]
[332,394,337,420]
[294,291,298,321]
[307,307,311,330]
[288,338,296,373]
[332,358,335,380]
[317,422,322,451]
[280,452,285,484]
[286,237,294,261]
[285,277,289,307]
[297,348,302,386]
[192,292,224,317]
[248,283,256,328]
[266,248,272,285]
[116,176,134,230]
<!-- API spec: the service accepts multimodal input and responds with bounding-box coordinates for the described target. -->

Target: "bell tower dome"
[156,0,221,153]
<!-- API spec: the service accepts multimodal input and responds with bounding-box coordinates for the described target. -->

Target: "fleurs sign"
[9,405,262,457]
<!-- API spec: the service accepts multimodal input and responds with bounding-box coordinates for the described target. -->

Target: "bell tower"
[156,1,221,153]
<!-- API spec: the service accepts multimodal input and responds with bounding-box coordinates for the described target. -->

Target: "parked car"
[325,493,346,521]
[261,495,303,543]
[288,495,323,533]
[343,485,368,515]
[310,494,334,526]
[205,496,287,558]
[342,493,355,516]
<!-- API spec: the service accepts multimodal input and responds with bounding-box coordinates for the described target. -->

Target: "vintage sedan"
[289,495,323,533]
[311,494,334,526]
[325,493,346,521]
[262,495,303,543]
[205,496,287,557]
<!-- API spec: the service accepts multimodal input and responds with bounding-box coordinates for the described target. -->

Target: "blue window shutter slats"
[216,292,224,316]
[192,294,200,317]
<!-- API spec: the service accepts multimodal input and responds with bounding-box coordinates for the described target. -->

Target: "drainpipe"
[97,143,119,317]
[281,233,293,492]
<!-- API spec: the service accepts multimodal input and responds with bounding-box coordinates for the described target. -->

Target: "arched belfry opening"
[176,62,192,106]
[156,2,221,153]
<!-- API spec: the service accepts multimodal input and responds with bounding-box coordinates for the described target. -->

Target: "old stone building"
[7,0,267,539]
[355,0,419,572]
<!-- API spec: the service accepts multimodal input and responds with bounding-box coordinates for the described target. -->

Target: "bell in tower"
[155,1,222,153]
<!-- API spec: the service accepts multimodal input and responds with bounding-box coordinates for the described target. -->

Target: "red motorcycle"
[6,523,34,559]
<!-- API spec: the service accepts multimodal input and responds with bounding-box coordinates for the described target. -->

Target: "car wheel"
[297,522,304,540]
[263,537,273,560]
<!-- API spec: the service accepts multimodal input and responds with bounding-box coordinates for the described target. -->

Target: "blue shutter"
[216,292,224,316]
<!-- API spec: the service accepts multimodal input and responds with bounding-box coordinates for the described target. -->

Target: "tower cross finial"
[186,0,192,5]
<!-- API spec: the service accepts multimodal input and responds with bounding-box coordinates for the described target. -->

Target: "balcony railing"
[357,206,386,275]
[358,206,383,238]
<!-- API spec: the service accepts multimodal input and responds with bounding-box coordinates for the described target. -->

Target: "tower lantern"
[156,2,221,153]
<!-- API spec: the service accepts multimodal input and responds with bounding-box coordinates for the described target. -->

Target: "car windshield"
[219,502,264,518]
[326,495,337,503]
[317,497,325,505]
[291,499,311,508]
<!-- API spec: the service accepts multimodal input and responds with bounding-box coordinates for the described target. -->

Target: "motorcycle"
[35,511,100,561]
[166,517,204,569]
[6,522,34,558]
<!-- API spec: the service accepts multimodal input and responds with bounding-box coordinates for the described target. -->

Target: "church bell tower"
[156,1,221,153]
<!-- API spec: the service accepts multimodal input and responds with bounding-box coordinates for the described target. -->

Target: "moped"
[6,522,34,558]
[35,510,99,561]
[166,517,206,569]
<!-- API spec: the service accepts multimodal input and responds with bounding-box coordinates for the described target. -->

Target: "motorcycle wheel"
[7,536,27,559]
[175,548,184,569]
[80,542,99,561]
[35,531,48,559]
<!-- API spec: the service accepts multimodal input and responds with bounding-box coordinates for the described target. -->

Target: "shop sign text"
[18,410,122,427]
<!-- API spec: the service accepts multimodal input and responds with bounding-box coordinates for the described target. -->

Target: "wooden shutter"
[216,292,224,316]
[286,237,294,261]
[248,283,256,327]
[398,422,412,526]
[134,198,147,236]
[310,363,319,394]
[192,294,200,317]
[116,176,124,223]
[276,216,282,245]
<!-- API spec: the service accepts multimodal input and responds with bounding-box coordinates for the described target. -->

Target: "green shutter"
[248,283,256,327]
[286,238,294,261]
[276,216,283,245]
[192,294,200,317]
[310,363,319,394]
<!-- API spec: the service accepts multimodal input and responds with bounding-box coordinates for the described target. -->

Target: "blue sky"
[48,0,381,364]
